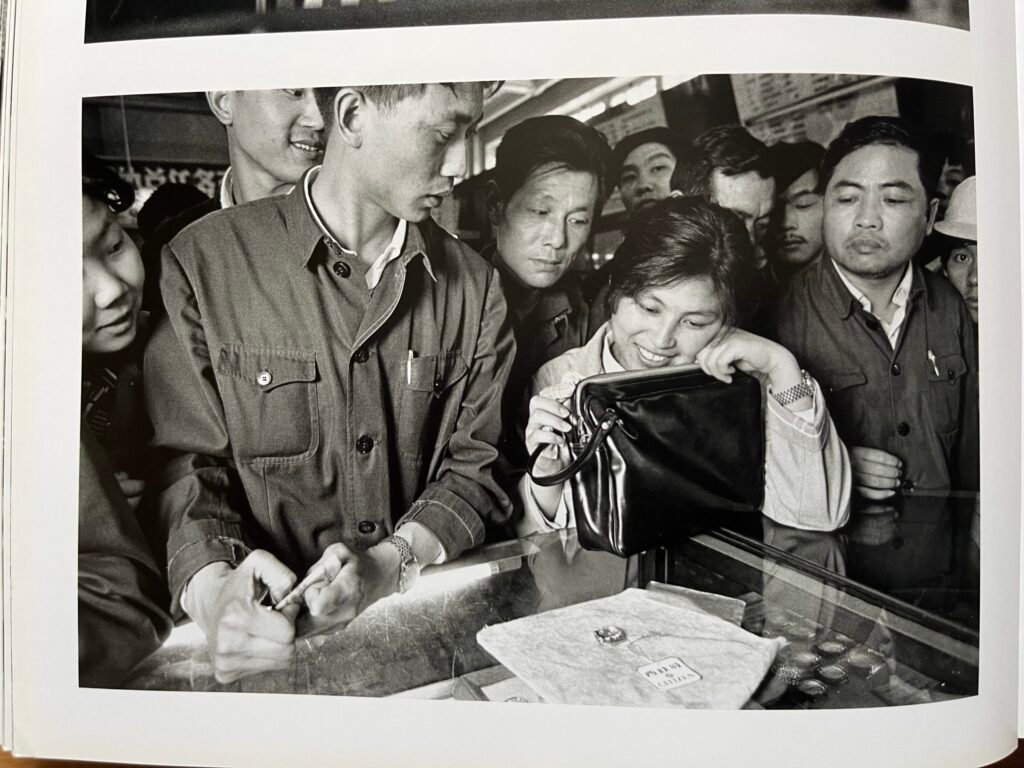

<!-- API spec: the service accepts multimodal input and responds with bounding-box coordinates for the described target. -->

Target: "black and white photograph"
[83,0,969,43]
[79,71,979,709]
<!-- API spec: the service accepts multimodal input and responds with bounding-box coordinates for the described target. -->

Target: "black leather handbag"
[528,365,765,557]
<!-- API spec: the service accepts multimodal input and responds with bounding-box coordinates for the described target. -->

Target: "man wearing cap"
[934,176,978,324]
[776,116,978,499]
[613,127,682,218]
[141,89,325,312]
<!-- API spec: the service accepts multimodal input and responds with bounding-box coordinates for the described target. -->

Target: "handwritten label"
[637,658,701,691]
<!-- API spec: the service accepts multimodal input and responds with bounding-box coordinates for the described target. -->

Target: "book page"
[6,0,1021,765]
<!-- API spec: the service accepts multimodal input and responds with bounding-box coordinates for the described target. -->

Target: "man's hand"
[297,541,401,638]
[850,446,903,499]
[184,551,299,684]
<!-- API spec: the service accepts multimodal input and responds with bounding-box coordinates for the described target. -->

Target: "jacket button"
[947,369,956,381]
[333,261,351,278]
[256,370,272,387]
[358,521,377,534]
[891,363,901,376]
[865,316,880,331]
[356,435,374,454]
[897,422,911,437]
[433,376,444,394]
[902,479,915,491]
[354,347,369,363]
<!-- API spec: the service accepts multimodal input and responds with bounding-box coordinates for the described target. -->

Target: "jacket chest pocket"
[397,350,469,458]
[927,352,967,436]
[818,367,868,437]
[216,345,320,463]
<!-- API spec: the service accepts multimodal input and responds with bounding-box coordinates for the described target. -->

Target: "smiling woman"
[519,195,852,537]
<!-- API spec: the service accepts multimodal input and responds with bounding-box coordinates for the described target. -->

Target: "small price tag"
[637,657,701,691]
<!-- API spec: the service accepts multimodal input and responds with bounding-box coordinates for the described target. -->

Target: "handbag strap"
[527,408,621,487]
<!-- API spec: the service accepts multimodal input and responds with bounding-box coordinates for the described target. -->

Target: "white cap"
[933,176,976,241]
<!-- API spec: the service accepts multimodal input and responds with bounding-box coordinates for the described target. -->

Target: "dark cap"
[82,150,134,213]
[611,127,682,187]
[769,140,825,194]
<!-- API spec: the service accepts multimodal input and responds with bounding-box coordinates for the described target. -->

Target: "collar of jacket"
[284,167,436,283]
[816,255,929,320]
[482,241,579,328]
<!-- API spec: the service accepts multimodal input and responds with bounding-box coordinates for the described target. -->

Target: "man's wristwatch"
[772,370,814,407]
[381,535,419,594]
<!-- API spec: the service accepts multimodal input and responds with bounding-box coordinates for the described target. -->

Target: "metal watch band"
[382,534,417,593]
[772,371,814,408]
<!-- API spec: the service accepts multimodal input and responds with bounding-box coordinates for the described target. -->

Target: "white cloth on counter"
[477,588,785,709]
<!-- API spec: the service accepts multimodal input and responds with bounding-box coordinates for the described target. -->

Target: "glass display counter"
[124,493,978,709]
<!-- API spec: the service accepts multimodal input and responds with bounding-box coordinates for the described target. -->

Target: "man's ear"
[485,179,504,226]
[206,91,234,127]
[332,88,366,149]
[926,197,940,235]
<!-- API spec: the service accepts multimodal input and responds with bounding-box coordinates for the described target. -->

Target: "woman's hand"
[697,327,813,411]
[696,327,804,393]
[525,390,572,478]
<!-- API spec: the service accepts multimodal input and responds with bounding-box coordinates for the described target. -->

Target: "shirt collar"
[296,166,435,287]
[830,259,914,316]
[601,329,626,373]
[219,167,235,210]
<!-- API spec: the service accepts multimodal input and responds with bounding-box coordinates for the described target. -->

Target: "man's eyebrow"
[880,181,917,191]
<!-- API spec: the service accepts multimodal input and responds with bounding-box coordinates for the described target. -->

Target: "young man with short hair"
[766,140,826,282]
[141,89,325,311]
[79,152,171,687]
[145,82,514,683]
[612,127,681,218]
[776,116,978,499]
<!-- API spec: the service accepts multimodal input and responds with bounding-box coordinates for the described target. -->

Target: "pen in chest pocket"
[407,349,414,385]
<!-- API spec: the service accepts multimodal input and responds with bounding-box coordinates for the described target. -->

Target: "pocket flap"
[406,351,469,396]
[217,345,318,393]
[820,368,867,393]
[930,353,967,383]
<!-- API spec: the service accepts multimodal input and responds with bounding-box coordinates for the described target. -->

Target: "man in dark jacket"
[80,152,171,687]
[145,82,514,683]
[776,116,978,499]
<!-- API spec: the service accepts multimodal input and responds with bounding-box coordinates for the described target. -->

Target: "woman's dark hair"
[606,196,757,326]
[494,115,612,206]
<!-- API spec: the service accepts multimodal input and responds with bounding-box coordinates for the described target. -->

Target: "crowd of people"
[78,82,979,688]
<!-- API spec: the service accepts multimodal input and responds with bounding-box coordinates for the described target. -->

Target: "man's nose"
[854,198,882,229]
[542,217,567,250]
[968,260,979,286]
[90,266,129,309]
[440,135,467,180]
[299,90,325,130]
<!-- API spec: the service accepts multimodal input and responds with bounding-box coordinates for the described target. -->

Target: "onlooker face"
[936,158,966,219]
[216,89,325,194]
[771,168,824,267]
[358,83,484,223]
[710,169,775,245]
[493,163,599,290]
[82,195,144,354]
[619,142,676,215]
[608,277,725,370]
[823,144,933,281]
[945,241,978,322]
